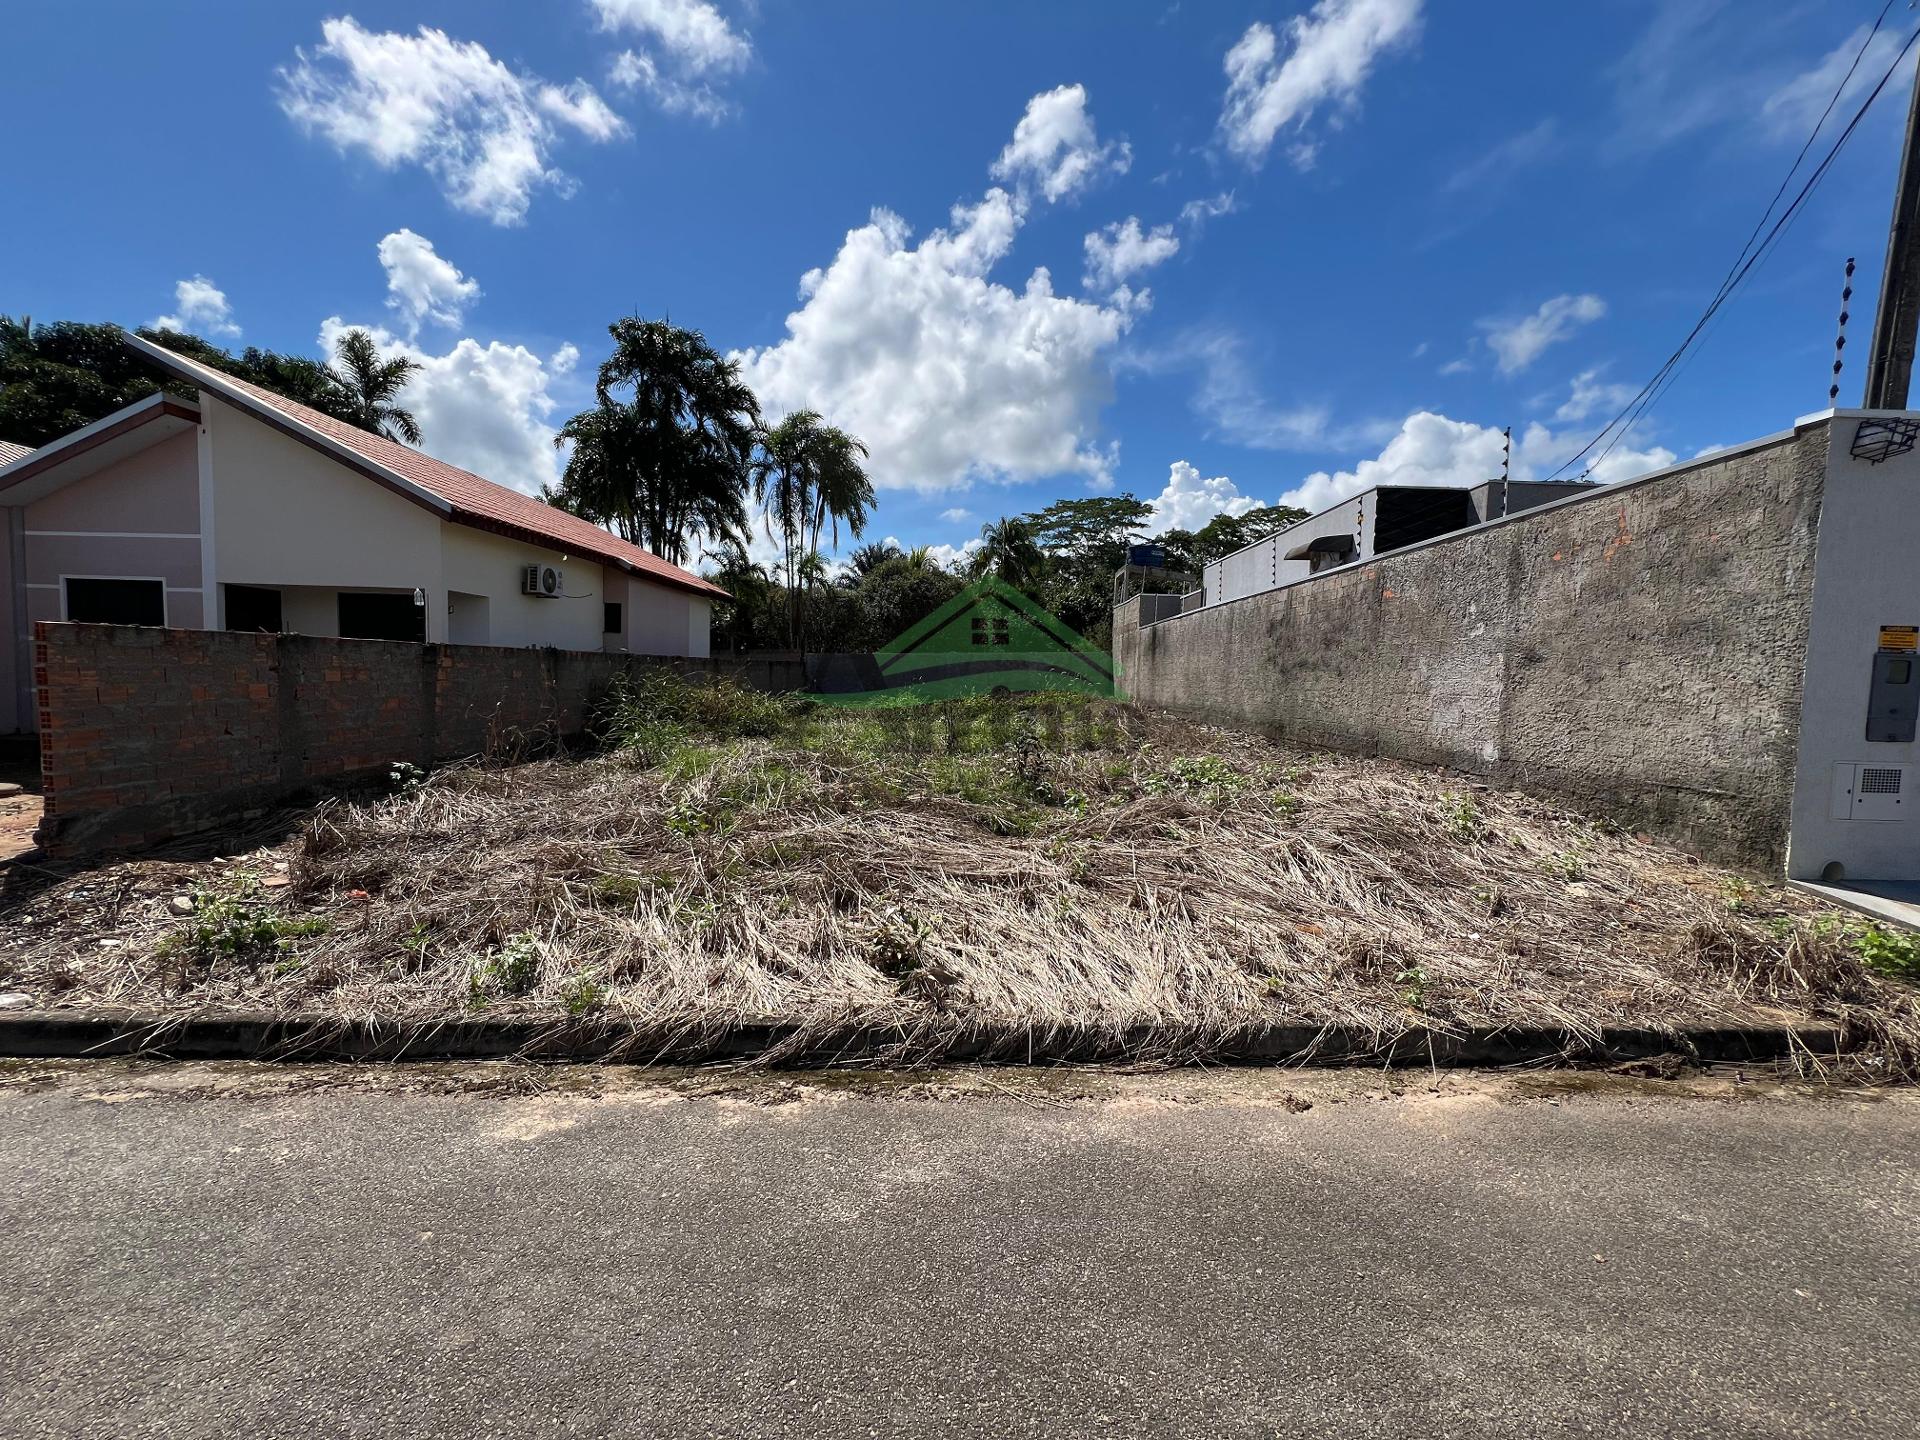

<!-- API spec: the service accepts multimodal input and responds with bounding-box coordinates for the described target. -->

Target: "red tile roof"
[133,339,727,601]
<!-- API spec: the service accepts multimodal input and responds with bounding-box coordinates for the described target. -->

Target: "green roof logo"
[815,576,1114,705]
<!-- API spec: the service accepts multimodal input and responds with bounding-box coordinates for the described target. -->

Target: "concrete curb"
[0,1010,1856,1068]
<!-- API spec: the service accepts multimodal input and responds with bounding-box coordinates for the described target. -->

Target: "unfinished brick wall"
[33,625,806,857]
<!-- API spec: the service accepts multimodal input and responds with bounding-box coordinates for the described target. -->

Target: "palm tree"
[843,541,901,584]
[704,538,773,652]
[804,425,874,560]
[750,411,873,649]
[972,516,1045,592]
[331,328,422,443]
[548,318,759,566]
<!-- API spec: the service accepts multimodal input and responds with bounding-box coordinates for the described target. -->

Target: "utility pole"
[1865,46,1920,409]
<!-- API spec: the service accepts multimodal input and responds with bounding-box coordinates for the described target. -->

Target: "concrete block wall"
[33,625,807,857]
[1115,421,1831,867]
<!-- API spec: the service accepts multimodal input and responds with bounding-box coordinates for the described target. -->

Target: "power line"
[1548,10,1918,480]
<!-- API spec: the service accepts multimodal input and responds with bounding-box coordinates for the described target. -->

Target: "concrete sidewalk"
[1,1064,1915,1439]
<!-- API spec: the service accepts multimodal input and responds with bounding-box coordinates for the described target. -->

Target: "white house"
[0,335,727,734]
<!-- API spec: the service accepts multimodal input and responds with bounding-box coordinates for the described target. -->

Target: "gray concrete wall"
[1117,420,1833,867]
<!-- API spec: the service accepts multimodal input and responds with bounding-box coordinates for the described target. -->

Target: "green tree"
[842,541,901,584]
[0,317,374,449]
[330,328,422,444]
[548,318,758,567]
[971,516,1046,592]
[853,546,963,648]
[1178,504,1310,564]
[750,410,873,649]
[1024,494,1155,559]
[703,539,775,652]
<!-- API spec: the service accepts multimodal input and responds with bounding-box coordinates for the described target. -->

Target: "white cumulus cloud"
[277,19,628,225]
[1149,460,1256,533]
[590,0,751,72]
[318,317,571,495]
[151,275,240,339]
[1480,293,1606,376]
[923,539,984,572]
[733,187,1132,494]
[1554,367,1637,423]
[938,507,973,524]
[598,0,751,120]
[991,84,1130,203]
[1083,216,1180,296]
[378,229,480,337]
[1218,0,1423,167]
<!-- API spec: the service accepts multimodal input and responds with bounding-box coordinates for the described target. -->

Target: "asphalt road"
[1,1063,1916,1440]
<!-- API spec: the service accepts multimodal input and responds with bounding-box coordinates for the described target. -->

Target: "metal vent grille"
[1860,767,1904,796]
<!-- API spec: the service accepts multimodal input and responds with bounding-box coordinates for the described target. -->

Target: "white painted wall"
[1786,416,1920,884]
[440,523,605,650]
[203,396,444,634]
[622,575,697,656]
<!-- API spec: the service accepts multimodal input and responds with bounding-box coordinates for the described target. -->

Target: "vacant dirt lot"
[1,681,1915,1065]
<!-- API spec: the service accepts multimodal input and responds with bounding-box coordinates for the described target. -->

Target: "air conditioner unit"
[521,564,563,598]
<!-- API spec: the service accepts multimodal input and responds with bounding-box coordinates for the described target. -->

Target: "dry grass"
[3,683,1917,1069]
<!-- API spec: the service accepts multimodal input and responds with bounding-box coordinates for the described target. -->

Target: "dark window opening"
[338,591,425,643]
[1307,537,1356,574]
[604,601,623,634]
[970,616,1011,647]
[65,577,164,627]
[225,585,284,633]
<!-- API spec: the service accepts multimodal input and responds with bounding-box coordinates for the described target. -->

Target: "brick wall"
[33,626,807,857]
[1114,421,1830,868]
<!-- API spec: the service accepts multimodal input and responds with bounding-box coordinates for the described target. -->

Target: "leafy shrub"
[160,878,328,968]
[598,670,805,764]
[388,761,427,796]
[1850,922,1920,981]
[1444,793,1485,843]
[558,970,608,1016]
[1143,755,1243,800]
[469,931,541,1003]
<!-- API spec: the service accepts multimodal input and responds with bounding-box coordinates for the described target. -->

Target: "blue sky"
[5,0,1915,568]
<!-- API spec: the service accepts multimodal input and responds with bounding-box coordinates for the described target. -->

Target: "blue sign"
[1127,544,1166,568]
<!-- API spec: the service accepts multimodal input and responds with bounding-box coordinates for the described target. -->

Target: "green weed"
[558,970,608,1016]
[1850,922,1920,981]
[469,931,541,1003]
[1445,793,1485,843]
[1143,755,1243,801]
[158,877,329,968]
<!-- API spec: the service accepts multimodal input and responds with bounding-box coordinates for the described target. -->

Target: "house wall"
[1116,420,1831,867]
[1203,494,1373,604]
[622,575,709,657]
[202,396,444,632]
[439,522,607,651]
[4,395,718,731]
[20,430,204,630]
[31,623,797,856]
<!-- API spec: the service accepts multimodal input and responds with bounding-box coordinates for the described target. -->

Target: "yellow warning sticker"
[1881,625,1919,652]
